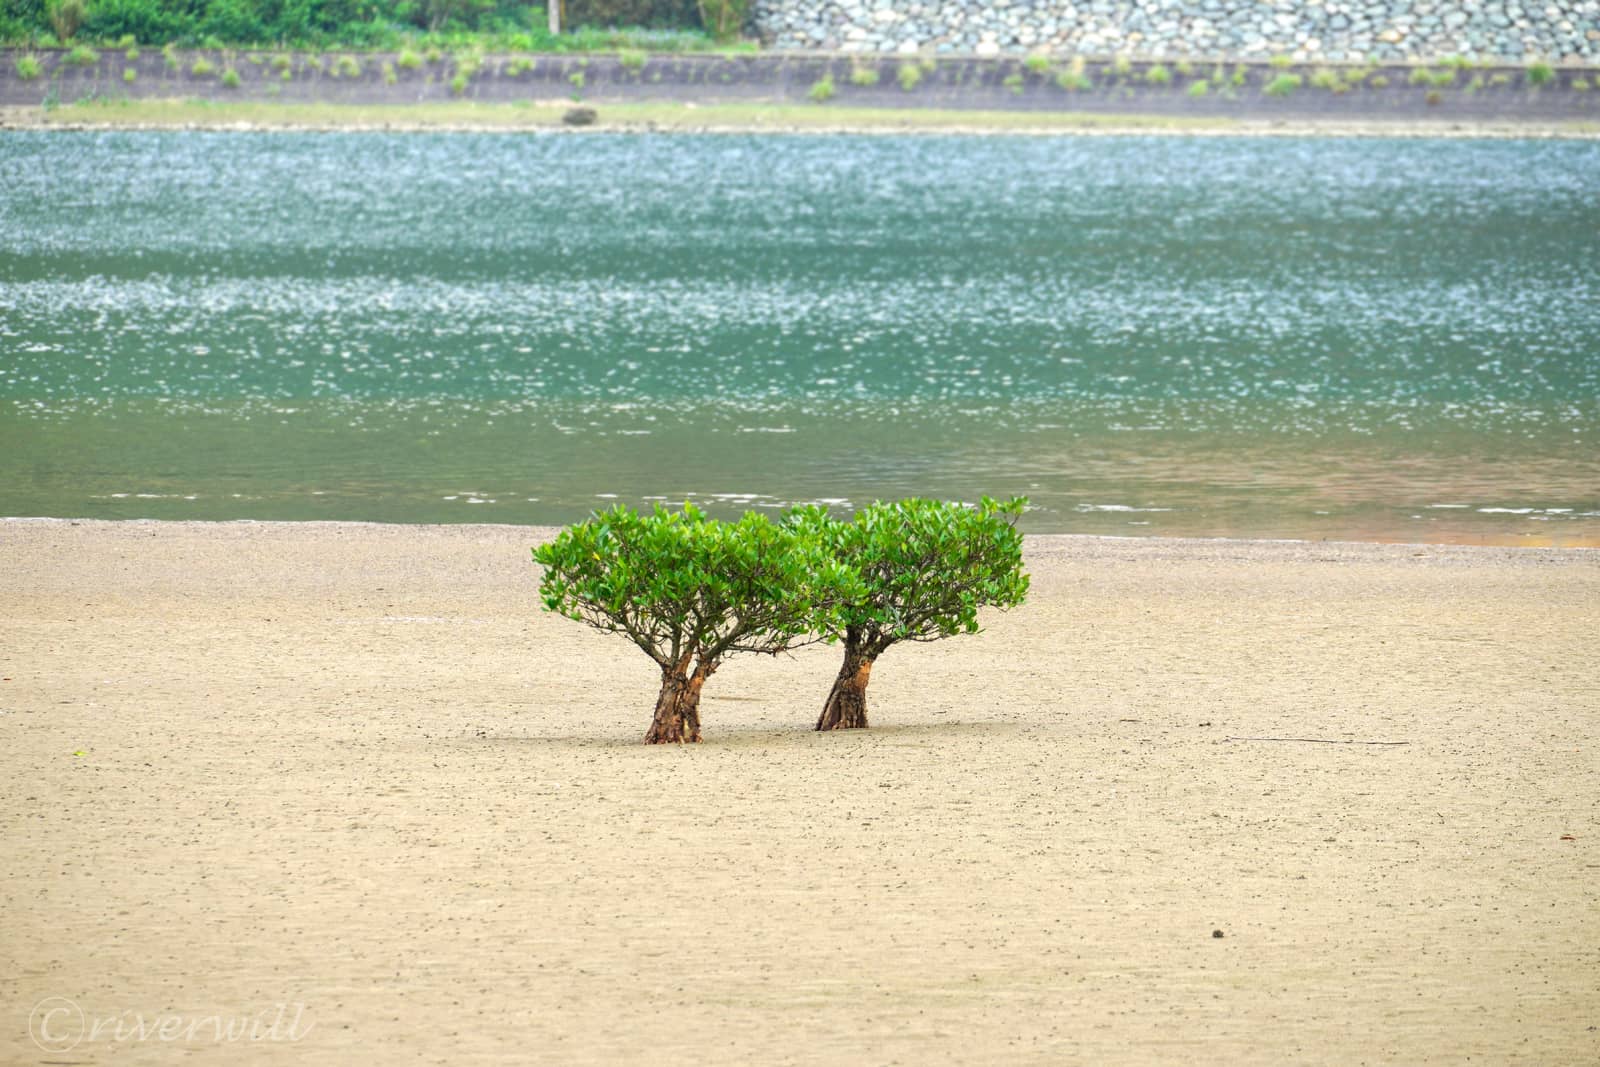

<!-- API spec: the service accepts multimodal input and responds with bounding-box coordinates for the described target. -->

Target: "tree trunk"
[817,644,875,731]
[644,664,708,744]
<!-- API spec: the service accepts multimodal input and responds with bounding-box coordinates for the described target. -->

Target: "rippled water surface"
[3,131,1598,542]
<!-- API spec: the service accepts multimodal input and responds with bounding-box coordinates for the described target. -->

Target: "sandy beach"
[2,518,1596,1064]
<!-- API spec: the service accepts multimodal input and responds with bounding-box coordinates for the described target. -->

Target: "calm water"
[2,131,1598,543]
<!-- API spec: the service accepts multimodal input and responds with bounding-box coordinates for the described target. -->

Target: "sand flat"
[1,519,1596,1064]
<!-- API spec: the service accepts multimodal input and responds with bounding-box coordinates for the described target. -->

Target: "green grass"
[396,48,422,70]
[897,62,922,91]
[125,45,139,60]
[191,56,215,77]
[1527,61,1554,86]
[1187,79,1208,97]
[1409,67,1455,88]
[221,67,240,88]
[1175,60,1193,76]
[5,22,730,57]
[123,66,136,82]
[15,54,41,80]
[1111,54,1132,77]
[382,61,396,84]
[618,48,647,73]
[506,56,535,75]
[809,72,835,102]
[1310,68,1344,92]
[333,54,361,78]
[849,64,878,87]
[64,44,98,66]
[567,70,583,89]
[1145,63,1171,85]
[271,53,291,71]
[1024,54,1050,75]
[1264,73,1302,97]
[1489,72,1511,87]
[1055,69,1091,92]
[1268,54,1293,69]
[1002,72,1024,94]
[451,71,469,95]
[1370,74,1391,88]
[1573,77,1591,91]
[555,26,741,55]
[424,46,443,64]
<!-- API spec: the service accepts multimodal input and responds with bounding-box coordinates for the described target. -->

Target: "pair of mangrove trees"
[533,496,1029,743]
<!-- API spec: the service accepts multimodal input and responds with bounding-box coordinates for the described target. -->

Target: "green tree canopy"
[2,0,709,47]
[534,502,858,743]
[788,496,1029,730]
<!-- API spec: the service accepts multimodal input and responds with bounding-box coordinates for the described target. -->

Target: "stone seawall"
[752,1,1600,63]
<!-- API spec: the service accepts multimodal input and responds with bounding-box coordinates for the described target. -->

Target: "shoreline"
[5,101,1598,138]
[7,515,1599,552]
[9,518,1600,559]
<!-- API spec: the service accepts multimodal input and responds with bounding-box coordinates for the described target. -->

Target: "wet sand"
[2,519,1596,1064]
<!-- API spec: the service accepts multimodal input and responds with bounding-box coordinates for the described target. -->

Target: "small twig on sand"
[1223,736,1410,746]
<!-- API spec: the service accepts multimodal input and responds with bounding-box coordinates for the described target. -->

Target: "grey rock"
[748,0,1596,65]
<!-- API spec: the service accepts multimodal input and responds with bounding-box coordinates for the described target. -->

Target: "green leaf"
[794,497,1029,652]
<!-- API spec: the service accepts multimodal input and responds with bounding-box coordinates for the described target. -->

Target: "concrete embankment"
[3,48,1599,124]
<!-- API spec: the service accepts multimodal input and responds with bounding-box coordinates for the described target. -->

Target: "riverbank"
[6,98,1600,137]
[3,519,1595,1063]
[5,47,1599,129]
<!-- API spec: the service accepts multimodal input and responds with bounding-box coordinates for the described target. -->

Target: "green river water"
[2,131,1597,543]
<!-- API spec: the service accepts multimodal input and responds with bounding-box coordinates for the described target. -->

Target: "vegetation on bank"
[12,47,1589,125]
[534,500,1028,743]
[0,0,747,52]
